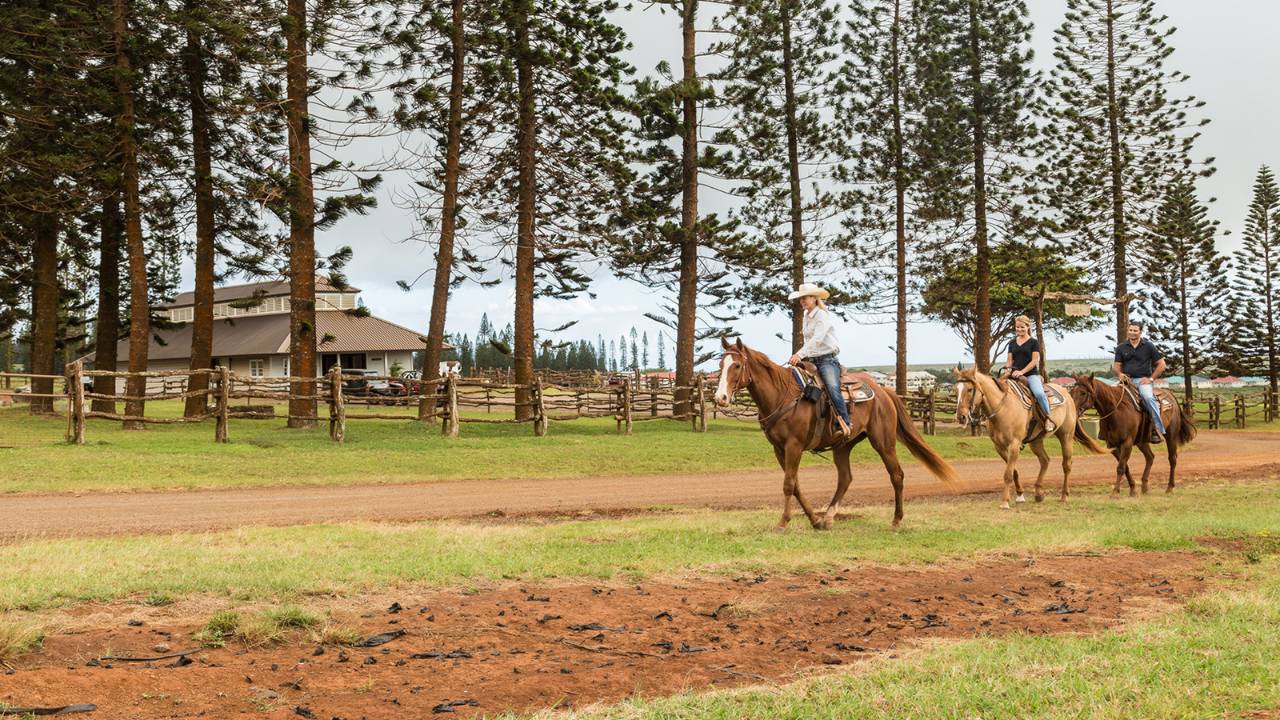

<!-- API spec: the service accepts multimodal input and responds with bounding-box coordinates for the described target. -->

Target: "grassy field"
[3,477,1277,613]
[0,402,1010,494]
[531,554,1280,720]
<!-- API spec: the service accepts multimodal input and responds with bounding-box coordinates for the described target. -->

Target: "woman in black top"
[1002,315,1055,432]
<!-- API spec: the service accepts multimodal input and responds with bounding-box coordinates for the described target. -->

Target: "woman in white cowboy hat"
[786,283,852,436]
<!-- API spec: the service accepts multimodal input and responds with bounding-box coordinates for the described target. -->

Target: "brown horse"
[1070,375,1197,497]
[713,338,960,529]
[953,367,1107,508]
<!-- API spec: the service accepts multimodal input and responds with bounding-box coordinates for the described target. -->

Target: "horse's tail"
[889,390,962,491]
[1073,421,1108,455]
[1177,401,1198,445]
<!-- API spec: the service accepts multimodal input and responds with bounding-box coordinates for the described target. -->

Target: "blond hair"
[1015,314,1032,329]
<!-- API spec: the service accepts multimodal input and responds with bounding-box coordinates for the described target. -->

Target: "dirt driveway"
[1,431,1277,541]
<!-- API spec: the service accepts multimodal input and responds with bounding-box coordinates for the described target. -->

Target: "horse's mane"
[735,343,794,397]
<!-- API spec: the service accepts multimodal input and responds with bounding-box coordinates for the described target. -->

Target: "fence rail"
[29,361,1275,447]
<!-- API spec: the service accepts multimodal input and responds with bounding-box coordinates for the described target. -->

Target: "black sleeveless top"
[1007,337,1040,376]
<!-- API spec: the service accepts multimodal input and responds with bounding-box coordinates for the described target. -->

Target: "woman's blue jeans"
[813,355,851,426]
[1025,374,1051,417]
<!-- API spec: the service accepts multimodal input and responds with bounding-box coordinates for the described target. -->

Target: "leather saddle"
[791,364,875,416]
[1002,377,1066,410]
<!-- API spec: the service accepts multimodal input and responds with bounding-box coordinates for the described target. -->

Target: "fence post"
[696,374,707,432]
[70,360,86,444]
[533,378,548,437]
[623,379,633,435]
[333,367,346,443]
[1234,394,1246,429]
[215,366,230,442]
[925,388,936,436]
[443,376,460,437]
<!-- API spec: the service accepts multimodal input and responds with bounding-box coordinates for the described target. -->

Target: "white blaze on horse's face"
[714,354,735,407]
[955,381,969,424]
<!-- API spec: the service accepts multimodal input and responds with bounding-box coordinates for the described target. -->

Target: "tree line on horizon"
[2,0,1278,424]
[434,313,669,376]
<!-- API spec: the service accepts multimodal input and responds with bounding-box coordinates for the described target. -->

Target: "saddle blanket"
[1007,379,1066,410]
[791,366,875,404]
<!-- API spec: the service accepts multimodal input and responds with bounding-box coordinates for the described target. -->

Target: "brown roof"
[161,278,360,309]
[116,312,444,361]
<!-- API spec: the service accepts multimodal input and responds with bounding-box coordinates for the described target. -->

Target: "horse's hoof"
[772,525,788,534]
[815,517,834,531]
[1034,494,1044,503]
[1000,502,1011,510]
[1016,494,1026,504]
[1059,495,1069,503]
[1165,487,1174,495]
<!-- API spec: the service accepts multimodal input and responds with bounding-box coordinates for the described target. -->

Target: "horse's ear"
[1090,372,1095,380]
[735,338,744,351]
[951,366,961,378]
[721,336,731,350]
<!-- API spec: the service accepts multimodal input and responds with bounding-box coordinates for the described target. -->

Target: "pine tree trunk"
[183,6,216,418]
[1179,266,1192,406]
[420,0,465,422]
[92,192,122,414]
[891,0,908,396]
[1265,243,1277,398]
[780,5,804,353]
[967,0,991,370]
[674,0,698,418]
[1104,0,1128,343]
[285,0,317,428]
[512,0,537,422]
[29,212,59,415]
[115,0,150,429]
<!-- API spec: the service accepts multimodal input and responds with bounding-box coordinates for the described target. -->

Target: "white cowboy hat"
[787,283,830,301]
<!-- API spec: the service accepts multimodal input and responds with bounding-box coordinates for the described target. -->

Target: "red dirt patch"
[4,551,1203,719]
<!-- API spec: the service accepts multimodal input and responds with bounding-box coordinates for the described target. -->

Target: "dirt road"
[2,431,1276,541]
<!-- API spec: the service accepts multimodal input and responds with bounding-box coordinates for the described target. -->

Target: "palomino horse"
[713,338,960,529]
[1070,375,1196,497]
[953,367,1106,508]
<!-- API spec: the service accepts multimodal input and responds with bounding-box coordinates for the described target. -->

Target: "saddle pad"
[843,382,875,404]
[1008,380,1065,409]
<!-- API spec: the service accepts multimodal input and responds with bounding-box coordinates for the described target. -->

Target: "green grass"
[0,402,1006,494]
[2,478,1277,613]
[525,554,1280,720]
[194,604,323,648]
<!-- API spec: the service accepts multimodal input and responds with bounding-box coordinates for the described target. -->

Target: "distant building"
[1050,376,1076,387]
[1210,376,1245,389]
[113,278,444,378]
[1240,376,1269,387]
[864,370,893,386]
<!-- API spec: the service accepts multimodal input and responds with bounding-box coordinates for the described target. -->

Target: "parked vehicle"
[341,369,381,396]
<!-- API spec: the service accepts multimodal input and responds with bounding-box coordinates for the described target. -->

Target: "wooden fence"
[1196,391,1278,430]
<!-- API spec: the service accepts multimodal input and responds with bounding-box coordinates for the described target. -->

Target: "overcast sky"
[183,0,1280,369]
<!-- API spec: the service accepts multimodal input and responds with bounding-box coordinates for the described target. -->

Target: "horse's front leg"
[775,442,816,531]
[819,444,855,530]
[1029,437,1051,503]
[1057,425,1073,502]
[1136,441,1155,495]
[1166,431,1178,494]
[1111,444,1132,499]
[998,442,1020,511]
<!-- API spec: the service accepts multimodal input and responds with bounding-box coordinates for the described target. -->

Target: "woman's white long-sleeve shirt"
[797,307,840,359]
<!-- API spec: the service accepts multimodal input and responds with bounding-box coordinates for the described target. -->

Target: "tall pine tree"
[1038,0,1212,343]
[913,0,1036,368]
[1139,178,1225,405]
[710,0,848,351]
[1233,166,1280,396]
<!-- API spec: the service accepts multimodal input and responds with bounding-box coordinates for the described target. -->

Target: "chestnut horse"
[713,338,960,529]
[1070,375,1196,497]
[953,367,1107,508]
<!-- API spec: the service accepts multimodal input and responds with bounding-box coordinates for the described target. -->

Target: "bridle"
[955,375,990,429]
[721,350,804,434]
[1075,378,1121,422]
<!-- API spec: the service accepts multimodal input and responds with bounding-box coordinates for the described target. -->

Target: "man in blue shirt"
[1112,321,1168,443]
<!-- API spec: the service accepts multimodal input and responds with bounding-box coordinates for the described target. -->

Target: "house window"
[249,359,265,378]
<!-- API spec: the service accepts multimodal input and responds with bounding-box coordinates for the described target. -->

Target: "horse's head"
[714,337,754,407]
[1070,374,1096,413]
[952,365,983,425]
